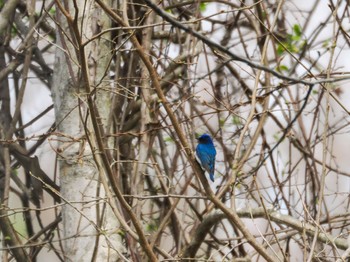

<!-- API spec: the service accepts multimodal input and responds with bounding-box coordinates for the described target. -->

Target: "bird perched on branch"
[196,134,216,182]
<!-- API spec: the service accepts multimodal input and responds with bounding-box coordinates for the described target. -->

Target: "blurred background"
[1,0,350,261]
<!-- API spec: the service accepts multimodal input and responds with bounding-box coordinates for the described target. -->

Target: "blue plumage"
[196,134,216,182]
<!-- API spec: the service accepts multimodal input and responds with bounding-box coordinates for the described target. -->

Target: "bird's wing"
[196,144,215,174]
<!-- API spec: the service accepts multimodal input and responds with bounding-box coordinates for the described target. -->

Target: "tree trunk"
[52,1,123,260]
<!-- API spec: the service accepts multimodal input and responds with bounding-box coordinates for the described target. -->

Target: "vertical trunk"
[52,1,123,260]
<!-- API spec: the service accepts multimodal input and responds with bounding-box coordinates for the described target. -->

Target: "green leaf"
[322,40,329,48]
[200,3,207,12]
[299,40,307,49]
[290,44,299,53]
[146,221,158,232]
[117,229,125,237]
[277,24,304,56]
[232,116,241,125]
[291,34,301,41]
[49,7,56,16]
[164,137,173,143]
[293,24,302,37]
[277,43,286,55]
[276,64,289,73]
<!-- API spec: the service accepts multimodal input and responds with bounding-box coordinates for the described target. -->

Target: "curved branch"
[181,211,226,258]
[182,208,348,259]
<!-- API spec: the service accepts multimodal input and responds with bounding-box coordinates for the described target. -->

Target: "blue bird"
[196,134,217,182]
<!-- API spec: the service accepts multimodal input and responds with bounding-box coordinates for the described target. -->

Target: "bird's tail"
[209,173,214,182]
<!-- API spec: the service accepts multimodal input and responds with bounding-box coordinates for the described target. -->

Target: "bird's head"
[197,134,214,145]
